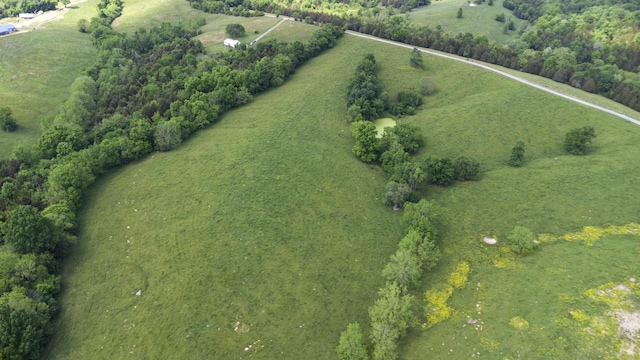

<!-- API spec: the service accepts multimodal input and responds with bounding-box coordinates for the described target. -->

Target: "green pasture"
[0,1,96,158]
[259,19,319,44]
[402,234,640,359]
[409,0,526,42]
[46,30,640,358]
[46,36,410,359]
[112,0,282,52]
[360,36,640,357]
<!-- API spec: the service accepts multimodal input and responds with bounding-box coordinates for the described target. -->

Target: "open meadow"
[45,12,640,356]
[0,0,96,158]
[409,0,526,42]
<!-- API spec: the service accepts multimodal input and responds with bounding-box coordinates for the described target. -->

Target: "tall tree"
[2,205,58,254]
[351,121,379,162]
[336,323,368,360]
[382,247,422,288]
[369,283,415,360]
[409,48,424,68]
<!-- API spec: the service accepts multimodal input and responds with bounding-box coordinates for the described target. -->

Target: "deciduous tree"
[369,283,414,360]
[336,323,368,360]
[409,48,423,68]
[351,121,379,162]
[2,205,57,254]
[225,23,245,37]
[564,126,595,155]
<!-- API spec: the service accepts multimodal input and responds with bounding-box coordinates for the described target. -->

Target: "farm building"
[223,39,241,48]
[0,24,17,36]
[19,13,35,19]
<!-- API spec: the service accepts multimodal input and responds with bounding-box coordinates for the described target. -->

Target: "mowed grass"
[410,0,526,42]
[46,37,409,359]
[46,30,640,359]
[0,1,96,158]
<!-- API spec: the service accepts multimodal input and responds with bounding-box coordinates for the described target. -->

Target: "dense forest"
[0,0,344,356]
[190,0,640,111]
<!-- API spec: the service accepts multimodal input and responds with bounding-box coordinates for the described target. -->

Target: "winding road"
[346,31,640,126]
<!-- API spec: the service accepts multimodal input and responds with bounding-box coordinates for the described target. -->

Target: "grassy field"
[0,1,96,158]
[409,0,526,42]
[403,233,640,359]
[46,27,640,358]
[260,19,320,43]
[112,0,282,52]
[45,36,409,360]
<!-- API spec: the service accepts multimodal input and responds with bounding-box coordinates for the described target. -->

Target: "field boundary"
[346,30,640,127]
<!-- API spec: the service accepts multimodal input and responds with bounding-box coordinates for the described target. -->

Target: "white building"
[223,39,241,48]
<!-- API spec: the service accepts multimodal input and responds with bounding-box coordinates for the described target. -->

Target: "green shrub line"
[0,0,344,355]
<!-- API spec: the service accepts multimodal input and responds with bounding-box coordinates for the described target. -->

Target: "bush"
[507,140,525,167]
[495,13,505,22]
[225,23,245,37]
[507,226,536,254]
[453,156,480,181]
[0,107,17,132]
[421,77,437,95]
[78,18,89,33]
[423,155,455,186]
[564,126,595,155]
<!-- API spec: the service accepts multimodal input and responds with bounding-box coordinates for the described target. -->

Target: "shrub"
[0,107,17,132]
[421,77,437,95]
[423,155,455,186]
[564,126,595,155]
[453,156,480,181]
[507,140,525,167]
[507,226,536,254]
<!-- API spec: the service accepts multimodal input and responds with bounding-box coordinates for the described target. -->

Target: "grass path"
[253,18,287,43]
[346,30,640,126]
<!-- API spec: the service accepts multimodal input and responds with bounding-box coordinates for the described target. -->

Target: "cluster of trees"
[347,55,479,209]
[188,0,640,112]
[0,0,344,353]
[347,54,426,123]
[0,0,57,18]
[97,0,123,23]
[337,200,442,360]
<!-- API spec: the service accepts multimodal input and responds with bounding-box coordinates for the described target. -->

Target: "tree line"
[187,0,640,112]
[0,0,344,354]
